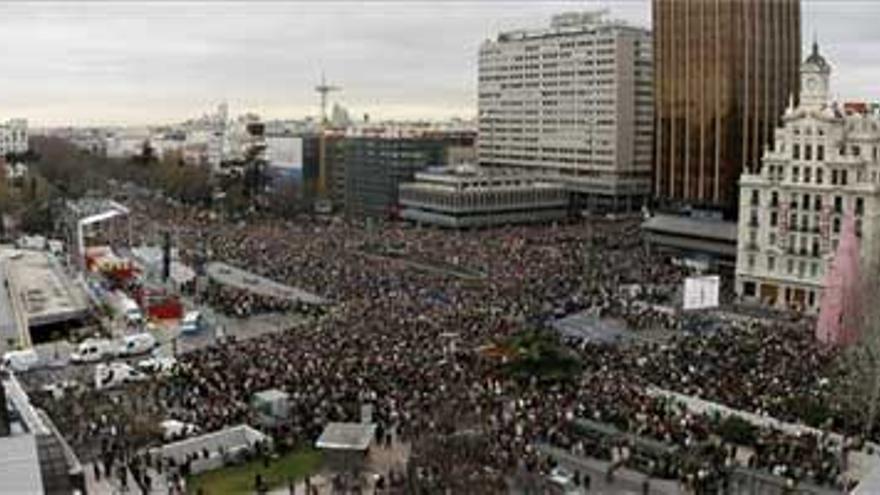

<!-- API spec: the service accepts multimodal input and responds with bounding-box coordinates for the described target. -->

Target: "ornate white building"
[736,43,880,313]
[0,119,28,156]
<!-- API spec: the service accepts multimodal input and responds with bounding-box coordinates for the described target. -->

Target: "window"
[770,211,778,227]
[750,189,760,206]
[857,219,863,238]
[834,196,843,213]
[747,254,755,270]
[802,194,810,210]
[833,217,841,233]
[817,168,824,184]
[787,259,795,274]
[814,196,822,211]
[793,144,800,160]
[798,261,806,278]
[792,166,800,183]
[771,191,779,207]
[832,169,838,185]
[812,239,819,257]
[817,145,825,161]
[769,232,777,245]
[811,263,819,278]
[743,282,757,297]
[842,170,848,186]
[805,145,813,161]
[768,256,776,272]
[852,145,861,157]
[856,197,864,216]
[804,167,812,183]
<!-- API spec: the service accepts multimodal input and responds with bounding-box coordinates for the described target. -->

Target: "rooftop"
[315,422,376,451]
[1,248,90,330]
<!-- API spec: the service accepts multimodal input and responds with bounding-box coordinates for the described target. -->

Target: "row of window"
[745,253,824,280]
[788,141,879,162]
[751,190,864,215]
[763,162,872,186]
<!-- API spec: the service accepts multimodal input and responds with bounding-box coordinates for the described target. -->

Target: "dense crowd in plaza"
[24,193,870,493]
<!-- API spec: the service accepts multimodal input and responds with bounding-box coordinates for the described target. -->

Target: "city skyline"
[0,0,873,127]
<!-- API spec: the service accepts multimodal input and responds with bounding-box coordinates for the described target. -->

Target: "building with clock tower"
[801,41,831,111]
[735,43,880,313]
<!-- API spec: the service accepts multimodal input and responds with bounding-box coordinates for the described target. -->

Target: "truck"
[108,290,145,328]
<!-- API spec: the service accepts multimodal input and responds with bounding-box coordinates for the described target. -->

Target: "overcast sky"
[0,1,875,126]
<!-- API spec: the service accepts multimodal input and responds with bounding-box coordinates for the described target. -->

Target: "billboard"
[683,275,720,311]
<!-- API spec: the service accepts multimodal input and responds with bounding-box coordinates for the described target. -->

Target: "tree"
[833,215,880,439]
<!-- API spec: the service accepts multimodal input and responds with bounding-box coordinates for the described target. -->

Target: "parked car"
[178,311,207,335]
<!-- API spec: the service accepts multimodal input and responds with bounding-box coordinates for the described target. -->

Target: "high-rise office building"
[478,11,654,211]
[653,0,801,214]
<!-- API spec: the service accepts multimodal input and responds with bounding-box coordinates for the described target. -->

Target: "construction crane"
[314,73,341,203]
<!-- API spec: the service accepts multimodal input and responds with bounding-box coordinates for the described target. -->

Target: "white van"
[2,349,40,372]
[109,291,144,327]
[121,299,144,327]
[117,333,157,357]
[70,339,115,364]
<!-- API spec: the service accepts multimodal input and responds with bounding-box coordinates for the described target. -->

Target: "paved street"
[533,444,682,495]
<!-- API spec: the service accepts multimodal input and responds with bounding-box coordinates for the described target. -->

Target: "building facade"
[736,44,880,313]
[335,129,475,219]
[0,119,29,156]
[478,11,653,210]
[399,165,569,228]
[653,0,801,214]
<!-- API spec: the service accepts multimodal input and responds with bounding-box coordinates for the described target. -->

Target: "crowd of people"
[26,192,872,493]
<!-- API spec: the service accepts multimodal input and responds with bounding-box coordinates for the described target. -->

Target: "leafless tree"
[839,256,880,439]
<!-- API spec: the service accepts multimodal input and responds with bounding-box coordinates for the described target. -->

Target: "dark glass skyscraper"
[653,0,801,214]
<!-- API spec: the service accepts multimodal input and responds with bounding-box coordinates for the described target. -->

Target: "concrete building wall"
[477,11,653,209]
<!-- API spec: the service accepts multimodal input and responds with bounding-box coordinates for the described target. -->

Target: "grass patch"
[187,449,322,495]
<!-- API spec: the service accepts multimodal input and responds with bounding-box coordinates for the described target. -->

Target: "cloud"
[0,1,876,125]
